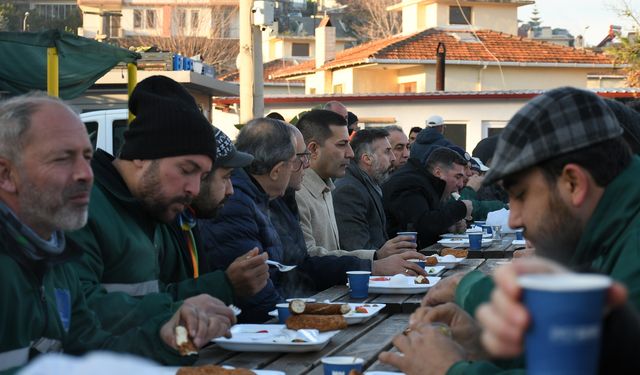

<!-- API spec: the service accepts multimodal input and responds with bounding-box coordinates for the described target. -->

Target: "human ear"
[307,141,320,160]
[270,161,286,181]
[559,164,589,206]
[0,158,17,194]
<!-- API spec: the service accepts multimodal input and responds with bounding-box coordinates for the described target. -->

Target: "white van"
[80,109,129,155]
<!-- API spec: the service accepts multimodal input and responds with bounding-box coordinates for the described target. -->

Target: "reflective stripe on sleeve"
[102,280,159,296]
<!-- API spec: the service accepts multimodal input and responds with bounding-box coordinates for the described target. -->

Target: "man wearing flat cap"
[66,76,249,349]
[382,87,640,375]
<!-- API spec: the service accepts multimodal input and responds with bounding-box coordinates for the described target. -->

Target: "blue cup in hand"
[276,303,291,324]
[520,274,611,375]
[346,271,371,298]
[468,233,483,250]
[321,356,364,375]
[516,230,524,240]
[397,231,417,244]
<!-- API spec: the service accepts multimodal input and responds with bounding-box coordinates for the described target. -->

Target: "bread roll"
[285,314,347,332]
[289,301,351,315]
[177,365,254,375]
[441,248,468,258]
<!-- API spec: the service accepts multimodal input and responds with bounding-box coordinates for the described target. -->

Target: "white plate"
[424,265,446,276]
[437,238,493,247]
[368,275,440,294]
[268,303,386,325]
[435,255,466,269]
[512,239,526,246]
[440,232,492,239]
[163,367,285,375]
[212,324,337,352]
[365,372,405,375]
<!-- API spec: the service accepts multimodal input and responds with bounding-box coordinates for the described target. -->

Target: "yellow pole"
[127,63,138,124]
[46,47,59,97]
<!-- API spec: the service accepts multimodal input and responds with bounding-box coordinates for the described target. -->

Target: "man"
[385,125,410,170]
[408,126,422,146]
[383,147,473,248]
[270,125,371,298]
[200,118,298,322]
[347,111,359,136]
[295,110,426,276]
[410,115,456,165]
[334,129,396,250]
[0,94,233,372]
[172,128,268,291]
[67,76,256,335]
[324,100,348,120]
[382,87,640,374]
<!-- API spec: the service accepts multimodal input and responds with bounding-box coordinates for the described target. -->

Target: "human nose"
[186,175,202,197]
[345,143,354,159]
[226,180,234,197]
[75,156,94,185]
[508,201,523,229]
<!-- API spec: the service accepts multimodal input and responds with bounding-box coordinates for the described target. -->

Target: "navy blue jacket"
[409,128,455,165]
[199,169,283,323]
[270,189,370,297]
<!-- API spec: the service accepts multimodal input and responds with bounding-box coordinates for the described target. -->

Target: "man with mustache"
[0,94,234,372]
[67,76,248,337]
[334,128,397,251]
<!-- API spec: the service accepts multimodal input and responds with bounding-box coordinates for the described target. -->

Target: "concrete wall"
[353,68,398,93]
[212,96,530,150]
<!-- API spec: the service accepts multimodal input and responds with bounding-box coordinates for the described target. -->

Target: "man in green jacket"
[379,87,640,374]
[66,76,264,335]
[0,94,235,373]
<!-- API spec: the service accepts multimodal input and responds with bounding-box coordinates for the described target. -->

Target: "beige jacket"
[295,168,375,261]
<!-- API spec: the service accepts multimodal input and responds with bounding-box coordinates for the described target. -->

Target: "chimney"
[575,35,584,49]
[435,42,445,91]
[315,16,335,69]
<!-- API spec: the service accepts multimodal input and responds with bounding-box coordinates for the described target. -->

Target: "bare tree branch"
[338,0,401,42]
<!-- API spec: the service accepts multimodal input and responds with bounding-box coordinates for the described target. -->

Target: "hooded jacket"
[409,128,455,165]
[382,158,467,248]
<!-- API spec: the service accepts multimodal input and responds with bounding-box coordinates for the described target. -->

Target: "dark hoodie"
[409,128,455,165]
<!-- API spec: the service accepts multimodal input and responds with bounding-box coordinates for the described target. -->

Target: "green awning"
[0,30,140,99]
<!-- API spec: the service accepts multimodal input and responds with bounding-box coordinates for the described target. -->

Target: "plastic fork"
[228,304,242,316]
[266,260,297,272]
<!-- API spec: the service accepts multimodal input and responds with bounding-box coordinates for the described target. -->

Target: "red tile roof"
[219,58,305,84]
[271,28,615,79]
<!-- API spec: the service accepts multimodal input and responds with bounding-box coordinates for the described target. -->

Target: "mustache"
[63,182,92,199]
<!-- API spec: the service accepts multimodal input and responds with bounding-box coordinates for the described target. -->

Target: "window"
[177,9,186,29]
[333,84,343,94]
[449,6,471,25]
[110,15,121,38]
[398,82,417,93]
[133,10,142,29]
[146,9,156,28]
[84,121,99,150]
[487,128,504,137]
[291,43,310,57]
[443,123,467,149]
[191,10,200,29]
[112,120,128,156]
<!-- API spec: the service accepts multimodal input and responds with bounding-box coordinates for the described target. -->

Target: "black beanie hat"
[119,76,217,163]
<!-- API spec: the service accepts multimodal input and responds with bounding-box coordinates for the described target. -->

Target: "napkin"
[485,208,518,233]
[18,352,173,375]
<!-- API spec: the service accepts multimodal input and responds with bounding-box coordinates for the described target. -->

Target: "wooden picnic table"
[421,233,520,259]
[194,258,511,374]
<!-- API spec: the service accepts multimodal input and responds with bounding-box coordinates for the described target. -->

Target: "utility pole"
[239,0,255,125]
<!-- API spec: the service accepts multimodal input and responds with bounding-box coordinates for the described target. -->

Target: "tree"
[605,1,640,87]
[337,0,401,43]
[118,5,239,74]
[529,6,541,28]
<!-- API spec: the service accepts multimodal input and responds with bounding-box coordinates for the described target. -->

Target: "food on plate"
[348,370,363,375]
[175,325,197,356]
[285,314,347,332]
[425,256,438,266]
[371,276,390,281]
[441,248,468,258]
[177,365,254,375]
[414,275,430,284]
[354,306,368,313]
[289,300,351,315]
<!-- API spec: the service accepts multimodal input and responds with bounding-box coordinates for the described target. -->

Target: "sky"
[517,0,637,46]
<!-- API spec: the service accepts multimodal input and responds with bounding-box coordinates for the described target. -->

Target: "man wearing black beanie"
[66,76,246,353]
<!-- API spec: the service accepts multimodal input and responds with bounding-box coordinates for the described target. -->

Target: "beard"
[138,161,192,223]
[371,158,392,185]
[19,176,91,234]
[528,189,583,265]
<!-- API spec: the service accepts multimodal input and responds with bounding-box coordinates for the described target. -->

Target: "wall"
[352,68,397,93]
[212,96,530,150]
[397,66,428,93]
[471,5,518,35]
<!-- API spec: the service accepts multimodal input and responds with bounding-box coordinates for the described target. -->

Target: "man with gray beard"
[334,129,397,250]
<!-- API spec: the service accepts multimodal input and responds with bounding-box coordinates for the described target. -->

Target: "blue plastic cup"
[321,356,364,375]
[397,231,417,244]
[468,233,483,250]
[482,225,492,235]
[276,303,291,324]
[516,230,524,240]
[346,271,371,298]
[519,274,611,375]
[474,221,486,228]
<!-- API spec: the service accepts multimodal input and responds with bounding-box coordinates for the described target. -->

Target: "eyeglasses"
[292,151,311,171]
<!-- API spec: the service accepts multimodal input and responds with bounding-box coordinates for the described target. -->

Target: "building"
[78,0,239,40]
[266,0,623,95]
